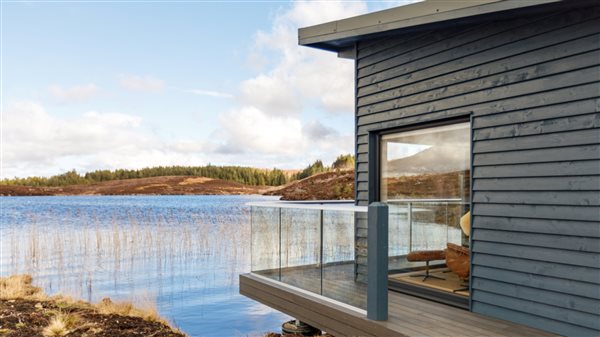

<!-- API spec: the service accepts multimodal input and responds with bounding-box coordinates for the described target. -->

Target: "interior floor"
[388,266,469,309]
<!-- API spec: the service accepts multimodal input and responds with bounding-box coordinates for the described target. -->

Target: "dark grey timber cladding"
[354,4,600,336]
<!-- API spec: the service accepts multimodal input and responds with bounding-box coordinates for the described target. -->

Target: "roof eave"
[298,0,562,52]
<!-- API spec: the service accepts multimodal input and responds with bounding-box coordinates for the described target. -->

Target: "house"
[240,1,600,336]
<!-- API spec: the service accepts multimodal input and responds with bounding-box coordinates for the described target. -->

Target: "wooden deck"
[240,273,560,337]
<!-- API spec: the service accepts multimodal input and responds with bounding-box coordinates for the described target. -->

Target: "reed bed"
[1,206,252,304]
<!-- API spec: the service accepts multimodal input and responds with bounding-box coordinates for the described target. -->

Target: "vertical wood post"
[367,202,388,320]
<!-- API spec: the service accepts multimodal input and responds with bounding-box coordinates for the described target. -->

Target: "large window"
[380,122,471,202]
[380,121,472,306]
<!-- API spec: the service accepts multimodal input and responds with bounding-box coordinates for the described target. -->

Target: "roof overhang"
[298,0,575,53]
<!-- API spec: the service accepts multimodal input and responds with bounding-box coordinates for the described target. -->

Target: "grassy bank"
[0,275,186,337]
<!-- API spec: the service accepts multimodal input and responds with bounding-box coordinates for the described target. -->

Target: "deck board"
[240,273,560,337]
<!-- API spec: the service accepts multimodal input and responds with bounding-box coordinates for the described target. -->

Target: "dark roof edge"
[298,0,563,52]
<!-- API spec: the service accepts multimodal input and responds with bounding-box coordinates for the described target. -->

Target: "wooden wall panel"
[353,4,600,336]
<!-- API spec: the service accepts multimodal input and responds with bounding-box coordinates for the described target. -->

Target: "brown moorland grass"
[0,274,187,337]
[264,170,354,200]
[0,175,268,196]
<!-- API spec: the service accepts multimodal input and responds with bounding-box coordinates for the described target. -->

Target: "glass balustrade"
[388,199,470,304]
[249,199,470,312]
[249,201,367,310]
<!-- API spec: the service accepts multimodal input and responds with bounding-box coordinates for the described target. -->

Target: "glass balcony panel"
[322,210,366,310]
[410,202,450,252]
[446,202,467,246]
[388,200,466,272]
[279,208,321,294]
[388,200,471,303]
[250,206,280,281]
[388,203,411,258]
[249,201,366,311]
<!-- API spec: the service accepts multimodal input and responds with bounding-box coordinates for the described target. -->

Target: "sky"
[1,0,418,179]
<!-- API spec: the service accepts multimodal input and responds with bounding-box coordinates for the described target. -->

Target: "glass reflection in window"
[380,122,470,202]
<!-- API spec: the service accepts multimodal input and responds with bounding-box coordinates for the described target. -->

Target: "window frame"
[367,115,475,307]
[367,116,472,204]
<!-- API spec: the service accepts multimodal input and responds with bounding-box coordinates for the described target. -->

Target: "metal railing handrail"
[386,198,463,203]
[247,200,368,213]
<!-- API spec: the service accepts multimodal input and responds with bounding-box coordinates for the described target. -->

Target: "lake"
[0,195,290,336]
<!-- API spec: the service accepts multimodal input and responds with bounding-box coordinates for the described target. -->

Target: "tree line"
[2,154,355,187]
[294,154,354,180]
[1,166,289,187]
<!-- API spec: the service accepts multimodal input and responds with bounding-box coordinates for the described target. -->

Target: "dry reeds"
[4,206,251,301]
[1,200,294,337]
[0,274,45,300]
[96,297,165,324]
[42,312,80,337]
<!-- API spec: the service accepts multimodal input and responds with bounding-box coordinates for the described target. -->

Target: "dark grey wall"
[354,5,600,336]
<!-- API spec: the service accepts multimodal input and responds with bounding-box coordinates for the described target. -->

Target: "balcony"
[240,200,558,337]
[247,199,469,308]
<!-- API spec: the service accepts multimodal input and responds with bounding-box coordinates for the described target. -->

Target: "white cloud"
[301,120,354,163]
[239,74,301,116]
[216,106,305,155]
[185,89,233,99]
[212,1,365,167]
[48,83,99,103]
[218,0,422,165]
[238,1,367,116]
[3,1,423,178]
[119,74,165,92]
[167,140,216,154]
[302,120,338,139]
[1,102,211,178]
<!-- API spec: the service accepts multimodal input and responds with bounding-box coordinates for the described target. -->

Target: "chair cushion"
[406,250,446,262]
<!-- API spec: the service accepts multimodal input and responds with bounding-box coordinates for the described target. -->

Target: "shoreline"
[0,275,187,337]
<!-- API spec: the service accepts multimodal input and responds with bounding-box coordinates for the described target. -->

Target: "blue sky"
[2,0,416,178]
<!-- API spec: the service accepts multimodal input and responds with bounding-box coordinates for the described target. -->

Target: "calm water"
[0,195,289,336]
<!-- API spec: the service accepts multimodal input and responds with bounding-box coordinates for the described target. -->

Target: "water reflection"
[0,195,289,336]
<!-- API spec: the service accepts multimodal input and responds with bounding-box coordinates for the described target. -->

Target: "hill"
[264,170,354,200]
[0,169,357,199]
[0,176,267,196]
[385,145,468,175]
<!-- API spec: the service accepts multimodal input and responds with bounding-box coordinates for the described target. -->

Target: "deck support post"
[367,202,388,321]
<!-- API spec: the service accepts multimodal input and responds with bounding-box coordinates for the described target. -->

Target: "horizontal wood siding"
[354,4,600,336]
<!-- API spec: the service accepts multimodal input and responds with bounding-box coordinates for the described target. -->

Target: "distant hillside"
[385,170,470,200]
[2,168,471,204]
[0,172,355,198]
[265,170,354,200]
[385,146,468,175]
[1,165,291,188]
[0,176,267,196]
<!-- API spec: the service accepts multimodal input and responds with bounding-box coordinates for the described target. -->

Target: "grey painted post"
[367,202,388,321]
[407,202,413,252]
[319,208,324,295]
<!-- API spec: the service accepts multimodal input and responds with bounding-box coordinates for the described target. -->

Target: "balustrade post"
[408,202,413,252]
[367,202,388,321]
